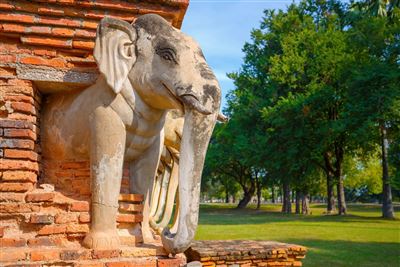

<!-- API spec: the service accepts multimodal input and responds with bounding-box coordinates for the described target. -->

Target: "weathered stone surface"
[30,214,55,224]
[185,240,307,267]
[17,66,99,89]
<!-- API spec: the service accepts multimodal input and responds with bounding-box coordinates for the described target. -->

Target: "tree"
[202,164,240,203]
[202,0,399,217]
[351,0,400,18]
[344,12,400,218]
[389,139,400,198]
[204,121,262,209]
[344,153,382,202]
[221,0,353,214]
[265,0,352,215]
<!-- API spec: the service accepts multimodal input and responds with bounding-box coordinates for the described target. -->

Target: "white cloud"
[214,70,232,82]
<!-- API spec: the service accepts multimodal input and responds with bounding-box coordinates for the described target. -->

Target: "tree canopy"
[202,0,400,218]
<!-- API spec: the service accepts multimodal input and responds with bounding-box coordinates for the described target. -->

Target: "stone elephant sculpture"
[149,110,183,235]
[41,14,222,254]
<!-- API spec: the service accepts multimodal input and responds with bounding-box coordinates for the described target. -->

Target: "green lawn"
[195,203,400,267]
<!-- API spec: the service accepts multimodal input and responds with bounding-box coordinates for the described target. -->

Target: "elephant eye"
[162,53,173,61]
[156,47,177,64]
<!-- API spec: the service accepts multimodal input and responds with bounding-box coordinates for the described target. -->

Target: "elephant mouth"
[161,83,212,115]
[162,82,185,112]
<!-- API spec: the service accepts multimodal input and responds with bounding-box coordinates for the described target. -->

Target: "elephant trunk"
[161,107,218,255]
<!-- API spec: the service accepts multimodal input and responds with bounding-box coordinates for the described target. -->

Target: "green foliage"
[351,0,400,18]
[344,154,382,194]
[202,0,400,208]
[389,139,400,190]
[202,121,257,204]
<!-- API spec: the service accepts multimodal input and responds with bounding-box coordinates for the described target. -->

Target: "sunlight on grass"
[195,203,400,267]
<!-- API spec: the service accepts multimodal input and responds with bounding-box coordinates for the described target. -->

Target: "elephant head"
[94,15,221,254]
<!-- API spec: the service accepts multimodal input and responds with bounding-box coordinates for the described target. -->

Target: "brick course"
[0,246,185,266]
[185,240,307,267]
[0,0,188,89]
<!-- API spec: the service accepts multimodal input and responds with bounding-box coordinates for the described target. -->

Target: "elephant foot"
[149,219,162,235]
[142,225,156,244]
[82,230,121,249]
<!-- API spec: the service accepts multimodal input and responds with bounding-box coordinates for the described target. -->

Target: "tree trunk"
[381,123,395,219]
[301,193,311,215]
[326,173,336,214]
[281,181,291,213]
[225,186,229,204]
[256,180,262,210]
[291,189,295,203]
[271,186,275,203]
[334,144,347,215]
[337,175,347,215]
[331,142,346,216]
[237,181,256,209]
[295,190,301,214]
[237,191,253,209]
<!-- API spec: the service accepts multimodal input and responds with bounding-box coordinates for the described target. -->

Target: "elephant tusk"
[180,94,212,115]
[217,113,228,122]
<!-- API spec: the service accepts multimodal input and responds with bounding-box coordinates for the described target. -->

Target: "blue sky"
[181,0,296,108]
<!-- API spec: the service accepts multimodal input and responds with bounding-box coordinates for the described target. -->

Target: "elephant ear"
[94,17,137,94]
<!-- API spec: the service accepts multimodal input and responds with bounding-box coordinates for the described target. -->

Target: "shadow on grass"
[199,204,400,225]
[282,239,400,267]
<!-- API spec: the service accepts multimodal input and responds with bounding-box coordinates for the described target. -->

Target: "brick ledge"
[0,244,186,266]
[185,240,307,267]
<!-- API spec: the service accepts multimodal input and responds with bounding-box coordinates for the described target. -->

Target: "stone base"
[0,243,186,267]
[0,186,144,246]
[185,240,307,267]
[0,183,182,266]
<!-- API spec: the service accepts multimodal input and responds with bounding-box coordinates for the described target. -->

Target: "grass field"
[194,203,400,267]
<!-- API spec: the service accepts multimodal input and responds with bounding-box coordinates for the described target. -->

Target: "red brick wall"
[0,0,188,88]
[1,78,41,189]
[43,160,131,197]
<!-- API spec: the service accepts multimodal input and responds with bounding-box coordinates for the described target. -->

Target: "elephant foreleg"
[149,170,163,218]
[150,155,179,233]
[170,191,180,233]
[83,106,126,249]
[129,131,163,244]
[150,164,171,224]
